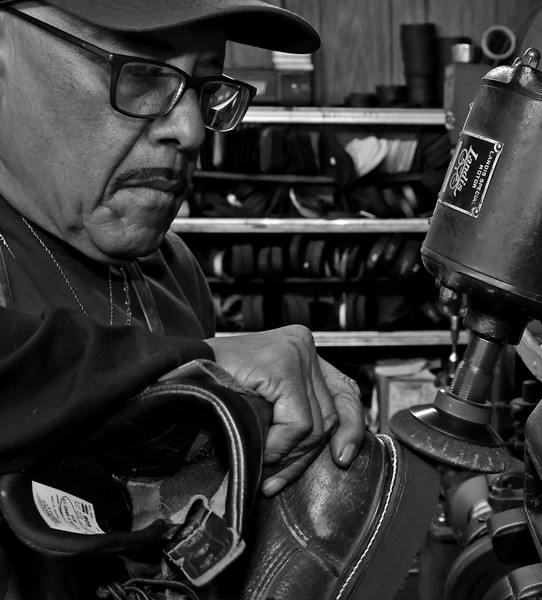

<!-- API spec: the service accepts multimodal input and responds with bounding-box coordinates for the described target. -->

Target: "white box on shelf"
[369,357,439,433]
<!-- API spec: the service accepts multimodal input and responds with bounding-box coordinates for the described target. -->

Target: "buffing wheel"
[389,408,511,473]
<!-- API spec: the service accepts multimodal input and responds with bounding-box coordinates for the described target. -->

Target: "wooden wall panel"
[225,0,542,106]
[283,0,321,29]
[424,0,498,38]
[283,0,324,101]
[389,0,428,84]
[496,0,541,33]
[390,0,499,84]
[317,0,391,106]
[495,0,541,54]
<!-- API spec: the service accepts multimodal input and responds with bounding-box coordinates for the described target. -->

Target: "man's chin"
[88,228,167,262]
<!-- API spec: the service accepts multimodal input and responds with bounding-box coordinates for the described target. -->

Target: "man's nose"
[147,89,206,151]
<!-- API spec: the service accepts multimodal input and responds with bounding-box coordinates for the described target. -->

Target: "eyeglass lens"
[116,62,250,131]
[117,62,181,117]
[200,82,251,132]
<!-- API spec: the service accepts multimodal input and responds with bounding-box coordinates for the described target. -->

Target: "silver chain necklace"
[0,232,15,259]
[21,216,132,326]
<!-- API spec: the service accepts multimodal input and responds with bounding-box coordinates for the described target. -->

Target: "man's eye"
[122,63,179,84]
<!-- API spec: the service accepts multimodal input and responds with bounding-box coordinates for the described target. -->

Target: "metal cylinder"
[450,335,503,402]
[423,48,542,323]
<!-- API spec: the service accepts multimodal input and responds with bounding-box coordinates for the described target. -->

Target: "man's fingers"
[329,386,366,465]
[318,357,366,467]
[261,446,323,497]
[263,422,324,466]
[206,326,365,488]
[310,362,340,436]
[298,330,340,436]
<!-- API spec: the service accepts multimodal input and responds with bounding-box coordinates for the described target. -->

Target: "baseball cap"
[41,0,321,54]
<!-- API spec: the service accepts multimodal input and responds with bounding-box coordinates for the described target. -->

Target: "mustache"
[111,167,186,194]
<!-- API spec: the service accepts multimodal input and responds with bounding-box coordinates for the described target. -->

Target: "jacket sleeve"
[0,305,215,473]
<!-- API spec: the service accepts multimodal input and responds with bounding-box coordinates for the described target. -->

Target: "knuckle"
[284,323,315,346]
[295,419,314,440]
[339,373,362,396]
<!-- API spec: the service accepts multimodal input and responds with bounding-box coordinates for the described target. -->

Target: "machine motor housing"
[423,49,542,326]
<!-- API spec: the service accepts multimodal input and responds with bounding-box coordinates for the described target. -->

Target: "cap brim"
[44,0,321,54]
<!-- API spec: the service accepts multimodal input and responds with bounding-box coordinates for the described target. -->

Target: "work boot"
[93,431,440,600]
[209,431,440,600]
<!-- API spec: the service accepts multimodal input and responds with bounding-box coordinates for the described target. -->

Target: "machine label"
[438,131,503,217]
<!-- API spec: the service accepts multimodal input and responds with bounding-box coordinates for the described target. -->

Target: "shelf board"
[214,330,470,347]
[193,171,423,185]
[193,171,336,185]
[172,217,430,234]
[206,276,391,285]
[243,106,445,126]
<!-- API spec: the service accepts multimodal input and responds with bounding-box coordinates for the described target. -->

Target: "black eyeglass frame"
[1,4,257,128]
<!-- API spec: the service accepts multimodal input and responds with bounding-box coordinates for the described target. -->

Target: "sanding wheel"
[389,408,511,473]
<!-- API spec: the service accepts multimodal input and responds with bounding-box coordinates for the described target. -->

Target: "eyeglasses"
[1,5,257,131]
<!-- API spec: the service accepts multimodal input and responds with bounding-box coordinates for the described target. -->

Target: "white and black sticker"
[32,481,105,535]
[439,131,503,218]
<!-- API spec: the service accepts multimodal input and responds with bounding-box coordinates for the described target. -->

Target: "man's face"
[0,4,226,261]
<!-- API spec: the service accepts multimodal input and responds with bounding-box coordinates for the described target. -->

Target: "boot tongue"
[164,493,245,587]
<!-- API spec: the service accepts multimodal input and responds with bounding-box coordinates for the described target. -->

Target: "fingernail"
[339,443,356,465]
[262,477,287,497]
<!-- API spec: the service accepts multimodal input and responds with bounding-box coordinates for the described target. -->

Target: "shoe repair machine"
[390,48,542,599]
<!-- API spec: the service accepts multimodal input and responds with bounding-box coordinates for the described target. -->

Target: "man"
[0,0,366,596]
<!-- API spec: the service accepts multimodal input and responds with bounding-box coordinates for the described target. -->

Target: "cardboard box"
[227,69,278,105]
[369,358,439,433]
[277,71,313,106]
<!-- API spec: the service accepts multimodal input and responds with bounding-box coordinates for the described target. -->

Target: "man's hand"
[205,325,365,497]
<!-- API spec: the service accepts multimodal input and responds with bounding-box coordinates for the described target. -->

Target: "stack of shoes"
[345,136,389,178]
[193,128,358,220]
[348,184,423,219]
[212,290,451,333]
[200,234,453,333]
[197,184,292,219]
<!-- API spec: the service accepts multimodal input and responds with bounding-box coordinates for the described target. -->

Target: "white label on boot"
[31,481,105,534]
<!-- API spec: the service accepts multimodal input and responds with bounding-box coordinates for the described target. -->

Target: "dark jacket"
[0,197,216,598]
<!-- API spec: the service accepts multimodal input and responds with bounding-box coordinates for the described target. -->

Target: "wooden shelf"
[243,106,445,126]
[193,171,336,185]
[215,330,470,347]
[171,217,430,234]
[193,171,423,186]
[181,107,449,352]
[206,277,392,285]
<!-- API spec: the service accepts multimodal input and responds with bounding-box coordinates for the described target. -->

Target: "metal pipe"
[450,335,504,403]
